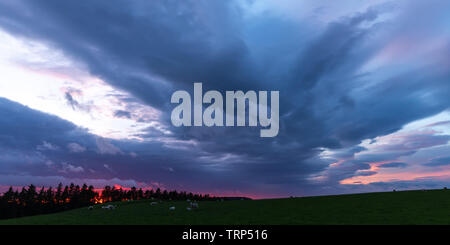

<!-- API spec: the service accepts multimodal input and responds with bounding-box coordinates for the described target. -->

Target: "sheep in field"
[190,202,199,209]
[101,204,117,210]
[169,206,176,211]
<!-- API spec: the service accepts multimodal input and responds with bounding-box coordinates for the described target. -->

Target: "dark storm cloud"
[379,162,407,168]
[113,110,132,119]
[64,92,80,111]
[0,97,82,151]
[64,88,92,112]
[0,97,94,177]
[0,98,274,194]
[423,157,450,167]
[0,0,449,196]
[326,146,367,159]
[355,171,377,177]
[0,0,256,109]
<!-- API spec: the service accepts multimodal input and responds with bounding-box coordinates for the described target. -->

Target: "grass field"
[1,189,449,225]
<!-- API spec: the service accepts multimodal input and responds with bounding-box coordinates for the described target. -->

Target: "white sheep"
[88,206,93,210]
[102,204,116,210]
[169,206,176,211]
[186,207,192,211]
[190,202,199,209]
[150,202,158,206]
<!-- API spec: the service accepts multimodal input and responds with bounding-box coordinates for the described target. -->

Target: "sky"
[0,0,449,198]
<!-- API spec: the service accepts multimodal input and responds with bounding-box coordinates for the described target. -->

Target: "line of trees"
[0,183,216,220]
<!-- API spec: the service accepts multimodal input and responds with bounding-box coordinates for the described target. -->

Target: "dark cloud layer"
[379,162,407,168]
[424,157,450,167]
[0,0,449,196]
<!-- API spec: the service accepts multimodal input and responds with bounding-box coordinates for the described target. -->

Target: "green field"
[1,189,449,225]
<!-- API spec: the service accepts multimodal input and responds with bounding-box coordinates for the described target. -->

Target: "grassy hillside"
[1,189,449,225]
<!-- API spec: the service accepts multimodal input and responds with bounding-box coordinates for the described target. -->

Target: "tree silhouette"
[0,183,218,220]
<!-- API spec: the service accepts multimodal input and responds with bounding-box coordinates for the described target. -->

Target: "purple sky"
[0,0,449,198]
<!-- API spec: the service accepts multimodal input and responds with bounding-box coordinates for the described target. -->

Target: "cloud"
[59,162,84,173]
[64,89,91,112]
[113,110,131,119]
[355,170,377,177]
[379,162,407,168]
[95,137,122,155]
[0,97,85,151]
[67,142,86,153]
[36,141,59,151]
[103,164,113,172]
[425,120,450,128]
[0,97,255,194]
[424,156,450,167]
[64,91,79,110]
